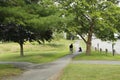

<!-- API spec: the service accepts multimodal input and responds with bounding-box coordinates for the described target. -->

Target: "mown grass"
[74,51,120,60]
[61,40,120,80]
[0,39,74,63]
[0,39,74,79]
[0,64,23,80]
[60,63,120,80]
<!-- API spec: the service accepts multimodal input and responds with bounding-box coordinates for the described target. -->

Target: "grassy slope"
[0,39,74,79]
[0,39,74,63]
[61,63,120,80]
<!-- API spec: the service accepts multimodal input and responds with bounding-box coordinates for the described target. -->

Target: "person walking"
[69,43,73,54]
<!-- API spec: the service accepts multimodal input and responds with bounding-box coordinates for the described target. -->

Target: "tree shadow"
[46,43,64,48]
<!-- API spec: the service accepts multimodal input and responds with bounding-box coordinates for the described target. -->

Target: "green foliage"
[58,0,120,41]
[56,0,120,54]
[0,0,55,41]
[0,0,64,56]
[0,0,25,7]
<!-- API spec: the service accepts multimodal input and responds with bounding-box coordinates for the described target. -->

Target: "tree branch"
[82,14,92,22]
[79,33,87,44]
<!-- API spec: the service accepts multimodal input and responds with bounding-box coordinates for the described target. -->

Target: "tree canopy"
[56,0,120,55]
[0,0,62,56]
[1,0,120,56]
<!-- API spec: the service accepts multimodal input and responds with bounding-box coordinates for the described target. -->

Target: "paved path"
[72,60,120,65]
[3,40,120,80]
[2,57,120,80]
[1,53,79,80]
[0,40,81,80]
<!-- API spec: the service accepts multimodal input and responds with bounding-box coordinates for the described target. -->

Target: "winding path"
[72,60,120,65]
[0,40,80,80]
[1,40,120,80]
[1,54,80,80]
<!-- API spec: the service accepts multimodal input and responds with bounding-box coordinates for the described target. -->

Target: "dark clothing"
[69,44,73,53]
[69,44,73,48]
[79,47,82,52]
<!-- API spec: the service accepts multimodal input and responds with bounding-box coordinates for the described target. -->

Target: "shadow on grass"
[74,51,120,60]
[14,51,62,58]
[46,43,64,48]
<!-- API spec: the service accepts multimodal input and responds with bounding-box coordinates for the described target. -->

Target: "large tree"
[0,0,62,56]
[57,0,120,55]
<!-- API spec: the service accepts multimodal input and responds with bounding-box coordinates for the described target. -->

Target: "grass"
[0,39,74,63]
[60,63,120,80]
[0,64,23,80]
[0,39,74,79]
[74,51,120,60]
[61,42,120,80]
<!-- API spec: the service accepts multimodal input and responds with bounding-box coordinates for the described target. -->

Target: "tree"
[0,0,36,56]
[0,0,63,56]
[0,23,35,56]
[57,0,120,55]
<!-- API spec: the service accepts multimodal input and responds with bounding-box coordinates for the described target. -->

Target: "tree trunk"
[86,34,92,55]
[86,23,94,55]
[19,43,24,57]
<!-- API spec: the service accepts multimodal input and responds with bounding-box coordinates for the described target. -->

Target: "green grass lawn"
[0,39,74,79]
[60,63,120,80]
[74,51,120,60]
[0,64,23,80]
[0,39,74,63]
[61,48,120,80]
